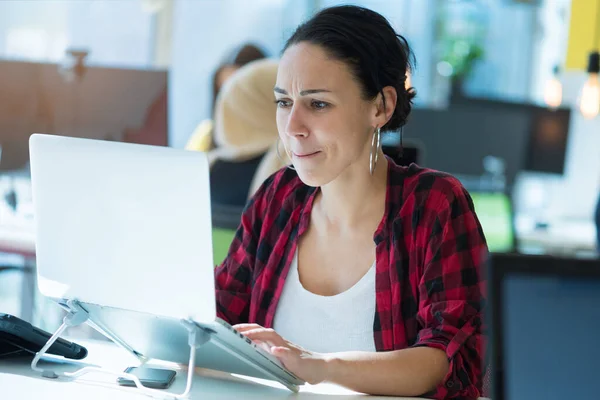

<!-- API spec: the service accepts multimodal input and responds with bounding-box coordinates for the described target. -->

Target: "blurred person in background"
[185,43,268,152]
[207,58,284,207]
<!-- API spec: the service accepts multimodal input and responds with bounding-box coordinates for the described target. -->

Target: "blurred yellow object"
[185,119,213,152]
[566,0,600,70]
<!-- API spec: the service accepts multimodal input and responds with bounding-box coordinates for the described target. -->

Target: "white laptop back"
[29,134,216,323]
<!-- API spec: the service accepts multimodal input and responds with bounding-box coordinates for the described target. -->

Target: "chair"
[209,154,264,207]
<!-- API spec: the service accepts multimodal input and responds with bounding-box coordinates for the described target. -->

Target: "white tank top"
[272,250,377,353]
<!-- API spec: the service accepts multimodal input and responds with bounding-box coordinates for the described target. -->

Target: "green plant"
[439,37,485,79]
[437,2,487,81]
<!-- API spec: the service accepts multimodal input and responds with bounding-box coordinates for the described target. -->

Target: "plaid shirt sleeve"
[213,175,273,325]
[412,178,487,399]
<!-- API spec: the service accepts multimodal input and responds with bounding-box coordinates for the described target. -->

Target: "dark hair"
[212,43,268,114]
[227,43,268,66]
[284,5,416,132]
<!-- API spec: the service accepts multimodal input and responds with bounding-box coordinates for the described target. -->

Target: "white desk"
[0,338,488,400]
[515,216,598,257]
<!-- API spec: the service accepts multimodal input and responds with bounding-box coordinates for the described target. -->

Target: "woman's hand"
[233,323,329,385]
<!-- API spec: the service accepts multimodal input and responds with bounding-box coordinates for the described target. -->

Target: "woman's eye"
[312,100,329,110]
[275,99,291,108]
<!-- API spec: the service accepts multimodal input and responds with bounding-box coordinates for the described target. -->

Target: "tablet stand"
[31,299,211,399]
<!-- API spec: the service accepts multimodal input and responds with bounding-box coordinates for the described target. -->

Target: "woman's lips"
[292,151,320,158]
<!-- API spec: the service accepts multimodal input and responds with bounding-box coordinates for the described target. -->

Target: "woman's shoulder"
[387,162,482,246]
[387,161,472,213]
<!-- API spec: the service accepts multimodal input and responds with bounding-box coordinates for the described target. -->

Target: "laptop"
[488,252,600,400]
[28,134,304,391]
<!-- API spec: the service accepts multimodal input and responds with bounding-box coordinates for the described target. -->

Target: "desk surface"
[0,338,488,400]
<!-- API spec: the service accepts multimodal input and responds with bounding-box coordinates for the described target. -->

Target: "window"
[0,0,154,68]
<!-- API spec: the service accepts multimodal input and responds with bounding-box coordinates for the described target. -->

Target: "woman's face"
[275,43,383,187]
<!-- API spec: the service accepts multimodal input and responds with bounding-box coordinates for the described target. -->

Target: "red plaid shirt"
[215,159,487,399]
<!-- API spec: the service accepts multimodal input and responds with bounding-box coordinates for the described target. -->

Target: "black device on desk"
[0,313,87,359]
[117,366,177,389]
[489,253,600,400]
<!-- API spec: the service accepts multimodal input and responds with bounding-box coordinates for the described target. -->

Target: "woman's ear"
[373,86,397,128]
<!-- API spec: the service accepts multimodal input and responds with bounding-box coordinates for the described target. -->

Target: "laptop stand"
[31,299,211,400]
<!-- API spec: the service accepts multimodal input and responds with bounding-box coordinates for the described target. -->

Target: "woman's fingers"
[232,324,290,349]
[232,323,262,332]
[253,340,273,353]
[241,328,287,347]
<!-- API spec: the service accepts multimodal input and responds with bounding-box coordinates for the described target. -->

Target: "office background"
[0,0,599,335]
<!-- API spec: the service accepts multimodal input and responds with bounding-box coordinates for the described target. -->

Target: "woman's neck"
[314,153,388,232]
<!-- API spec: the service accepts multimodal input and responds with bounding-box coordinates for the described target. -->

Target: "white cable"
[31,301,209,399]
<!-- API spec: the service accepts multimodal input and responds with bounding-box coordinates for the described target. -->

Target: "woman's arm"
[236,325,447,397]
[409,180,487,399]
[321,347,449,397]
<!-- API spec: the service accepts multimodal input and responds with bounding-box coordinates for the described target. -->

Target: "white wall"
[0,1,69,61]
[528,0,571,104]
[64,0,154,68]
[0,0,154,67]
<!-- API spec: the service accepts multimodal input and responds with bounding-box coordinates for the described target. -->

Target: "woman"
[185,43,268,152]
[215,6,487,399]
[207,58,286,206]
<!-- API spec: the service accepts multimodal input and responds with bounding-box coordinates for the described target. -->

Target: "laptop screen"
[501,272,600,399]
[470,192,514,253]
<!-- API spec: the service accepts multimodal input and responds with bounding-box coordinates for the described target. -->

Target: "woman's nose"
[284,105,309,138]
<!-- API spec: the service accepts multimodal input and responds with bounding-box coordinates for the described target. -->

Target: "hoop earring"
[276,138,295,171]
[369,127,381,175]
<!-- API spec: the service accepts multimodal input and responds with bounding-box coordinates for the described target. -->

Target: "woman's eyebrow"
[274,87,332,96]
